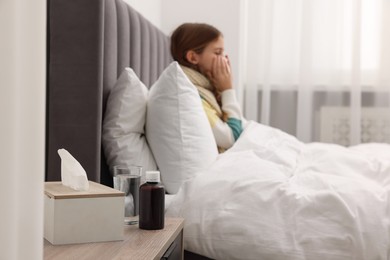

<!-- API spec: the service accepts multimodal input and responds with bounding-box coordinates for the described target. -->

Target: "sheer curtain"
[243,0,390,145]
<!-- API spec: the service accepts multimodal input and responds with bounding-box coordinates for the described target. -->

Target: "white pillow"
[146,62,219,194]
[102,68,157,174]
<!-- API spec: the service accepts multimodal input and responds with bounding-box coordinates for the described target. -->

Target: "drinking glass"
[112,165,142,225]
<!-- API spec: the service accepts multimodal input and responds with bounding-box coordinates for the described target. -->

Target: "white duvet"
[166,121,390,260]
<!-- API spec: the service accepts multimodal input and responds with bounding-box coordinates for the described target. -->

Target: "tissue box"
[44,181,124,245]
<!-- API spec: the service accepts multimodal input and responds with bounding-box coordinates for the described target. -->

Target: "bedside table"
[44,218,184,260]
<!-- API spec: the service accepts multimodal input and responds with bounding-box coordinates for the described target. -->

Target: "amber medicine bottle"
[139,171,165,230]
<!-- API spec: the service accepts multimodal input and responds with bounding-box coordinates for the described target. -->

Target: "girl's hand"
[208,55,233,92]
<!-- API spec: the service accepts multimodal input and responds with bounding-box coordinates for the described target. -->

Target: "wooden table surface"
[44,218,184,260]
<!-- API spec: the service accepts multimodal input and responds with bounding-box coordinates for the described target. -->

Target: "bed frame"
[46,0,171,186]
[46,0,211,259]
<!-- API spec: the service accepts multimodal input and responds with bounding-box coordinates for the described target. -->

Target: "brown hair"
[170,23,222,69]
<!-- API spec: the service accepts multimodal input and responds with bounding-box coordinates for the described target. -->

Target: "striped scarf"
[180,66,223,119]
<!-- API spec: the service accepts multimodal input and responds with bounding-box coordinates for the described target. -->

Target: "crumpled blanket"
[166,121,390,260]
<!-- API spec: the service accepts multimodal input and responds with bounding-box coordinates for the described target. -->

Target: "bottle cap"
[145,171,160,183]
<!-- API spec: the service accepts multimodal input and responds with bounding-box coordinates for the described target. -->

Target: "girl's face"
[193,36,225,75]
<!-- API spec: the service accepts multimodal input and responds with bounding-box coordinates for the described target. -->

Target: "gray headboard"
[46,0,172,185]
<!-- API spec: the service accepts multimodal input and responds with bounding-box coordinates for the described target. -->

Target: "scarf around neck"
[180,65,223,117]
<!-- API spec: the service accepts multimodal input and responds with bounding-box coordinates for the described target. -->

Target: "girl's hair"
[170,23,222,69]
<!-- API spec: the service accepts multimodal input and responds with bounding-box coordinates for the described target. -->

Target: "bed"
[46,0,390,259]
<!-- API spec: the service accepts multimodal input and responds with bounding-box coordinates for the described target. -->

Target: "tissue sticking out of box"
[57,149,89,191]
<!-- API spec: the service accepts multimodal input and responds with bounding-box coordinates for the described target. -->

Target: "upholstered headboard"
[46,0,172,186]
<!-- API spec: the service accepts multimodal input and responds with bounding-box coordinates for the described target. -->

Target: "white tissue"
[57,148,89,191]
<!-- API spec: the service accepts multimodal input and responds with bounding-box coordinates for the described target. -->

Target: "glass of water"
[112,165,142,225]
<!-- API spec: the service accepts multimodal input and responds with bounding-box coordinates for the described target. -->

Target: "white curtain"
[244,0,390,145]
[0,0,46,259]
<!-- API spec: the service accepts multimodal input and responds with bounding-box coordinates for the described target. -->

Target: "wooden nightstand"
[44,218,184,260]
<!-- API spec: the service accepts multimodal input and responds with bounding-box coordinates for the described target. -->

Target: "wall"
[124,0,162,28]
[0,0,46,259]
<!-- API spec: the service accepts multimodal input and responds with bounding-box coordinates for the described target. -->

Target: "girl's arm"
[205,56,244,149]
[208,89,243,149]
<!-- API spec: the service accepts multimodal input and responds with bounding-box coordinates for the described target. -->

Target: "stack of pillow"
[102,62,218,194]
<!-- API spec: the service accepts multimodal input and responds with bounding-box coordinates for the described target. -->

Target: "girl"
[170,23,244,152]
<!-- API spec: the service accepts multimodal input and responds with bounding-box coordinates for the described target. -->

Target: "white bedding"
[166,121,390,260]
[165,193,176,210]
